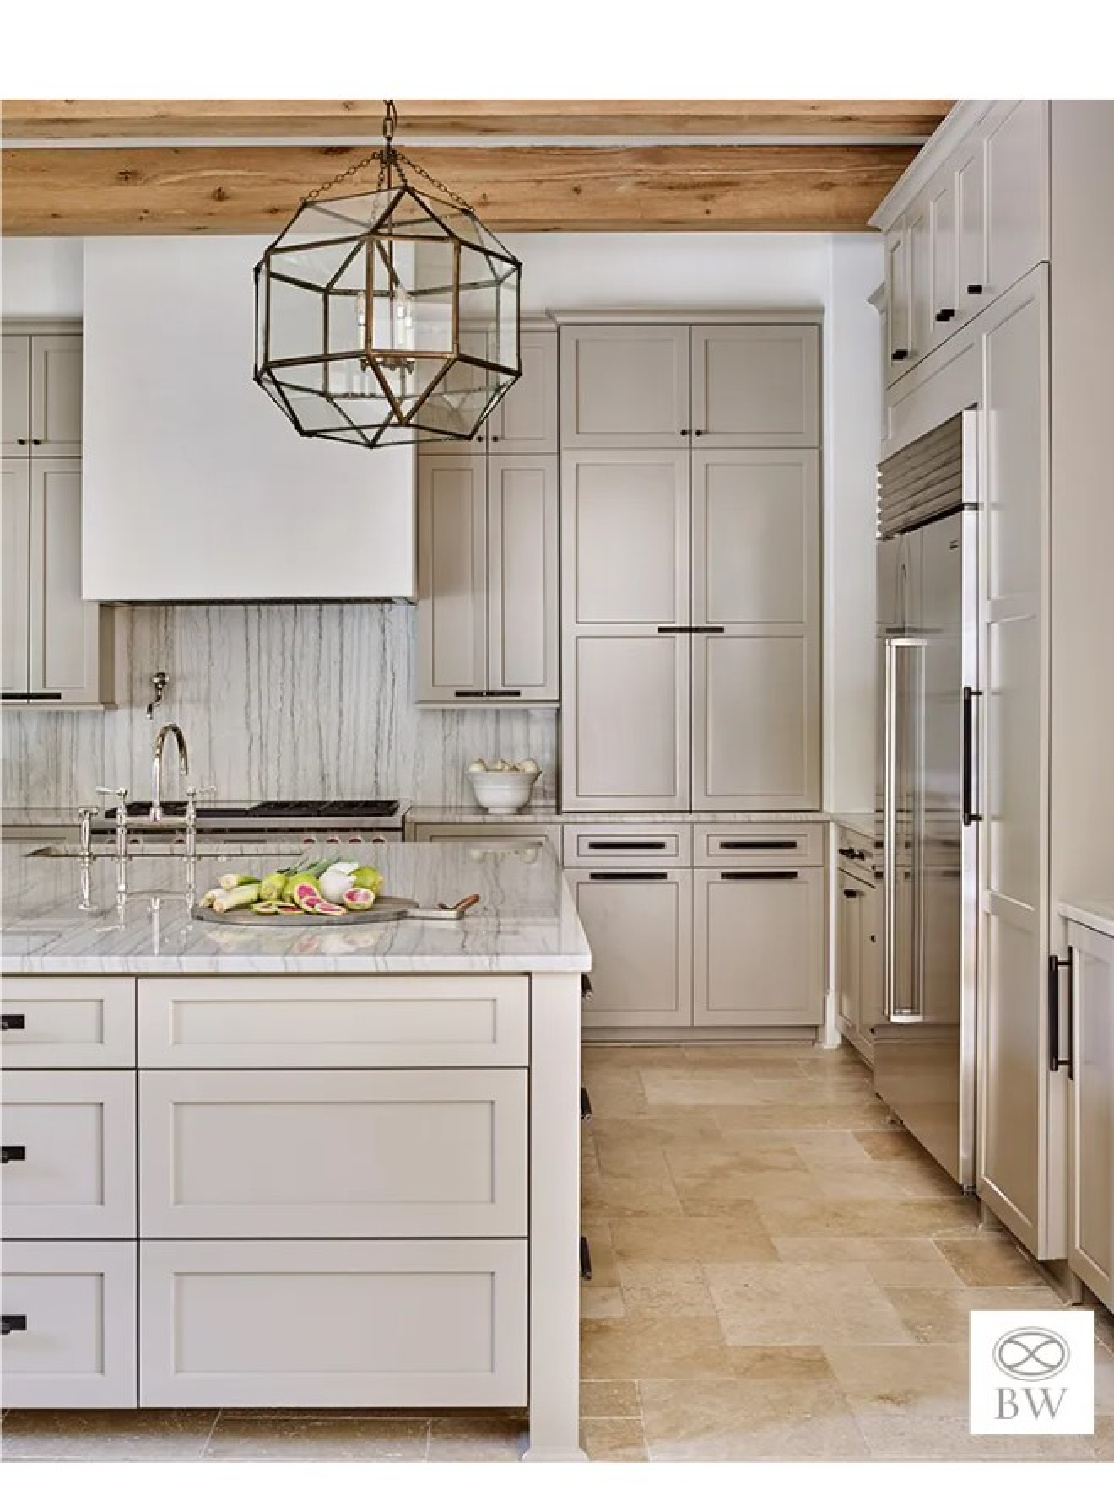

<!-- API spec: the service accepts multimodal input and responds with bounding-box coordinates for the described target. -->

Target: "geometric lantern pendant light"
[253,101,522,449]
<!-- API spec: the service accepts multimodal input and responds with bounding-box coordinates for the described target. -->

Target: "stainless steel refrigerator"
[874,411,978,1189]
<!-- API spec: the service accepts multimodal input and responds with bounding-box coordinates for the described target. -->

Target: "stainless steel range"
[92,798,407,842]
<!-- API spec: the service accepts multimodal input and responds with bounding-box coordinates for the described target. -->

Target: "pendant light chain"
[300,99,473,212]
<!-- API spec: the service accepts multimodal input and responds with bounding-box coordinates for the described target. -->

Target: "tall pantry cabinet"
[558,319,822,812]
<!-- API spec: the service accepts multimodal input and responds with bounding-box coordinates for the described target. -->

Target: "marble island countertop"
[1058,898,1114,943]
[0,841,591,976]
[406,804,839,826]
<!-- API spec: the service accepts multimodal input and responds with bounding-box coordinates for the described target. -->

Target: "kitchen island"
[1,840,590,1462]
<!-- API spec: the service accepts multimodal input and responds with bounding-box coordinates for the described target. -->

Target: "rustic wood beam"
[1,99,952,140]
[0,143,919,235]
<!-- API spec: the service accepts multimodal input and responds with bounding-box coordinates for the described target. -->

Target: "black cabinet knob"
[843,888,860,899]
[891,349,909,361]
[2,1146,26,1164]
[935,309,955,322]
[679,428,691,436]
[1,1014,26,1031]
[1,1315,28,1336]
[694,428,706,437]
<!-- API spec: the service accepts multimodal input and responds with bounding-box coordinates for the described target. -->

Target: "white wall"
[2,230,882,812]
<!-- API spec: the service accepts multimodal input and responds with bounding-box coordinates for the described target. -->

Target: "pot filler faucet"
[151,723,190,821]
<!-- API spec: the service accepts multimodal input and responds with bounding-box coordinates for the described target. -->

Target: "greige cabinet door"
[2,456,31,692]
[929,171,958,346]
[2,333,31,454]
[1067,920,1114,1312]
[907,199,933,365]
[837,877,864,1036]
[886,221,912,381]
[417,452,486,702]
[691,325,820,447]
[560,325,689,447]
[691,450,820,809]
[693,866,825,1027]
[28,457,102,702]
[956,138,987,323]
[29,334,83,456]
[490,329,558,454]
[860,878,884,1047]
[976,267,1053,1258]
[571,868,693,1030]
[486,454,558,700]
[985,101,1049,301]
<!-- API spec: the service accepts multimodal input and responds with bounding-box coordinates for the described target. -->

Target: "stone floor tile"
[427,1412,527,1462]
[850,1408,1097,1462]
[1,1409,219,1462]
[581,1284,626,1319]
[581,1312,733,1380]
[883,1286,1067,1345]
[609,1212,778,1265]
[715,1102,894,1132]
[854,1128,939,1161]
[203,1415,429,1461]
[582,1417,647,1461]
[580,1380,641,1419]
[618,1261,716,1318]
[639,1376,870,1460]
[934,1234,1049,1287]
[773,1235,960,1266]
[706,1263,915,1347]
[824,1340,969,1404]
[726,1345,834,1380]
[755,1195,981,1240]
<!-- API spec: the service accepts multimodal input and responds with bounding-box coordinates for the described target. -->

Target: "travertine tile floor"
[4,1041,1113,1462]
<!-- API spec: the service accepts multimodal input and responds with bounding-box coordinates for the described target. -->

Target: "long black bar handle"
[586,840,668,852]
[588,871,668,882]
[1048,954,1074,1077]
[2,692,64,701]
[580,1086,593,1122]
[721,870,799,882]
[2,1146,26,1164]
[719,839,797,852]
[1,1315,28,1335]
[580,1236,593,1282]
[1,1014,26,1031]
[962,687,982,826]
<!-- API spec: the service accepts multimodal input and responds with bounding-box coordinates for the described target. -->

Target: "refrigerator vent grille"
[878,414,965,538]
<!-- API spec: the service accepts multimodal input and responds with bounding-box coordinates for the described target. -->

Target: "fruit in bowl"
[467,758,542,815]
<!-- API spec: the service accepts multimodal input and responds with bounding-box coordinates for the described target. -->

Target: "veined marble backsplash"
[2,603,557,811]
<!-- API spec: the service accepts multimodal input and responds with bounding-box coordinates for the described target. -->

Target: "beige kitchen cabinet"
[560,325,690,447]
[436,326,558,456]
[885,221,912,380]
[984,100,1050,300]
[691,450,821,809]
[417,451,558,704]
[691,325,820,447]
[570,867,694,1030]
[409,821,562,857]
[2,331,83,458]
[1065,917,1114,1313]
[693,865,825,1027]
[836,871,881,1063]
[2,457,31,694]
[955,136,987,323]
[928,168,958,348]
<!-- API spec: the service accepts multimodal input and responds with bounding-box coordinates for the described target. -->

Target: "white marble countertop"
[0,841,591,976]
[1059,899,1114,943]
[831,811,877,843]
[406,805,835,826]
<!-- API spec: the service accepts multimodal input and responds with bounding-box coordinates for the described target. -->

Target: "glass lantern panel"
[277,384,354,435]
[269,231,359,291]
[373,353,453,419]
[317,354,383,403]
[417,382,501,438]
[493,263,521,375]
[265,274,326,364]
[325,286,367,360]
[456,244,503,350]
[368,235,455,360]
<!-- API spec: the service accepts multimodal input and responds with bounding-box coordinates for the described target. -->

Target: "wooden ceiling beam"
[1,99,952,140]
[0,143,920,235]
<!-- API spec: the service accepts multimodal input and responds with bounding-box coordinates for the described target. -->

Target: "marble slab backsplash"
[2,603,557,811]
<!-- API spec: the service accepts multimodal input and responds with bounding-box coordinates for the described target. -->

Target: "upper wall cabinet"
[874,101,1049,387]
[560,326,690,447]
[2,333,83,458]
[691,326,820,447]
[81,238,415,601]
[438,329,557,456]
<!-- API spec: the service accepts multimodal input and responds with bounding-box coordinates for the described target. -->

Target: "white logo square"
[970,1309,1094,1435]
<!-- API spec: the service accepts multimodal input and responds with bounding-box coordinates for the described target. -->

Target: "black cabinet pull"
[580,1235,593,1282]
[679,428,691,436]
[2,692,64,701]
[15,437,28,446]
[891,349,909,361]
[1048,954,1074,1078]
[490,435,500,443]
[719,839,797,851]
[2,1315,28,1335]
[837,845,865,860]
[843,888,860,900]
[588,871,668,882]
[967,283,983,295]
[656,625,688,634]
[1,1014,26,1031]
[580,1086,593,1121]
[692,625,725,635]
[452,689,522,698]
[935,309,955,322]
[587,840,667,851]
[694,428,706,437]
[2,1146,26,1164]
[31,438,43,446]
[580,973,594,1001]
[962,687,981,826]
[721,870,799,882]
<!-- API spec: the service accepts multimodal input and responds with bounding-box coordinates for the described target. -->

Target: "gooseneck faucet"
[151,723,189,821]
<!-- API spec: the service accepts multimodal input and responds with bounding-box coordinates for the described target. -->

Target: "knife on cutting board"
[405,893,481,921]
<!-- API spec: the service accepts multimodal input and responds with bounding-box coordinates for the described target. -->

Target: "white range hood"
[81,237,416,601]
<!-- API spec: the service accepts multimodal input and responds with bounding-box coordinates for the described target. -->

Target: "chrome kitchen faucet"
[151,723,190,821]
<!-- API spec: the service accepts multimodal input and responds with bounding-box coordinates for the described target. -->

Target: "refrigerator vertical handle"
[962,687,981,827]
[884,637,924,1024]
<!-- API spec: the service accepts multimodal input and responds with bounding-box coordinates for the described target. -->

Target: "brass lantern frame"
[253,102,523,449]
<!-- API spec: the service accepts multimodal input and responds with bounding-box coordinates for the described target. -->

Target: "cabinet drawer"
[2,1070,136,1238]
[1,977,135,1068]
[836,825,876,879]
[1,1241,137,1408]
[693,822,824,867]
[137,975,527,1068]
[139,1068,527,1239]
[139,1238,527,1408]
[413,822,562,856]
[562,823,691,867]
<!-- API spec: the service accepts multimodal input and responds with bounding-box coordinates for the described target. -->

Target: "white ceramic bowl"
[468,769,541,815]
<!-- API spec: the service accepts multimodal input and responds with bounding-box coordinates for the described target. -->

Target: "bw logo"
[991,1327,1070,1421]
[970,1309,1093,1435]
